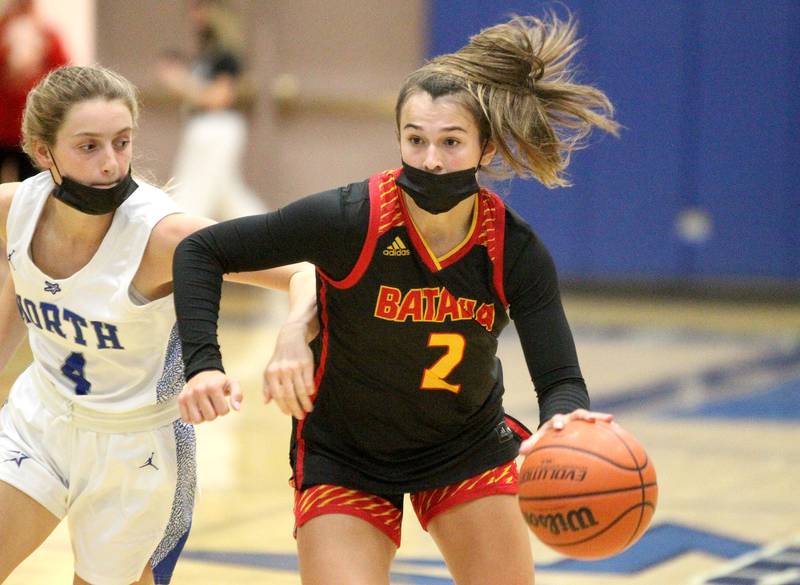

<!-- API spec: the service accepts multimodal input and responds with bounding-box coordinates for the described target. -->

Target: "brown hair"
[395,12,620,187]
[21,65,140,166]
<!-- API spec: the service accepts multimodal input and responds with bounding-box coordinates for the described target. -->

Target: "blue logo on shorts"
[3,450,30,467]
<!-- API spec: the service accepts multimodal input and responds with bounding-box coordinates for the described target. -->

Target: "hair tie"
[529,56,545,82]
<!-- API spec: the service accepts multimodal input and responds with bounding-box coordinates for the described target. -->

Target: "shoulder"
[147,212,215,258]
[500,203,558,290]
[134,212,216,295]
[501,203,544,258]
[280,180,370,228]
[307,179,370,206]
[0,182,21,244]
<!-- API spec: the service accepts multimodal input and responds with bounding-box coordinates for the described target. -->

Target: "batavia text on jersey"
[373,285,496,331]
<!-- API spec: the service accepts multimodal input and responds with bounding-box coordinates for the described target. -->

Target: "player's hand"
[263,321,315,419]
[519,408,614,455]
[178,370,242,424]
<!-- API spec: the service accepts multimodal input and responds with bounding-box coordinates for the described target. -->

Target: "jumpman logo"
[2,450,30,467]
[44,281,61,295]
[139,452,159,471]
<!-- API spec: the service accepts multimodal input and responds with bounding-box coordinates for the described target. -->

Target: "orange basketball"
[518,420,658,560]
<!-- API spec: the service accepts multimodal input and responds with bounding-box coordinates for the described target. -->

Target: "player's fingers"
[196,393,219,422]
[269,378,294,417]
[519,434,540,456]
[228,379,243,411]
[301,359,316,398]
[283,381,306,420]
[178,388,191,424]
[206,385,230,417]
[261,379,273,404]
[569,409,614,423]
[551,414,567,430]
[267,363,306,419]
[263,363,283,404]
[184,397,205,425]
[277,369,306,420]
[588,410,614,422]
[291,368,313,414]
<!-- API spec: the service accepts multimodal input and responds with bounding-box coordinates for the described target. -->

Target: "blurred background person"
[155,0,265,220]
[0,0,68,184]
[0,0,69,287]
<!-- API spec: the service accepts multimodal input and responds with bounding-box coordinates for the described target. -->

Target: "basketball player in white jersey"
[0,65,316,584]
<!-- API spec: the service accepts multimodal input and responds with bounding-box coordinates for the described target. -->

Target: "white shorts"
[0,372,196,585]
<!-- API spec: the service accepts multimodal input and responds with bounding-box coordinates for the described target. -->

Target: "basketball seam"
[518,482,657,501]
[606,424,651,548]
[528,444,651,471]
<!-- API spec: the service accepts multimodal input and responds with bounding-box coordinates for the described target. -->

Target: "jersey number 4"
[61,352,91,395]
[421,333,466,394]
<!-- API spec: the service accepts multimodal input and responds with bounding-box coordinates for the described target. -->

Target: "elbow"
[173,231,218,277]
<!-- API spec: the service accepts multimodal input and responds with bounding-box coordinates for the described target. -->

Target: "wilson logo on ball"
[523,507,599,535]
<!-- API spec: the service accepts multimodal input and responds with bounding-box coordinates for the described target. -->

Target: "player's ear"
[479,140,497,168]
[31,140,53,171]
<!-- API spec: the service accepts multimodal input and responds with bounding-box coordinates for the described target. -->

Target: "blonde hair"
[395,12,620,187]
[21,65,140,166]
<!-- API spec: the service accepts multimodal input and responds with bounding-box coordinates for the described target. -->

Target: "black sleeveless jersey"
[173,168,591,495]
[295,169,525,493]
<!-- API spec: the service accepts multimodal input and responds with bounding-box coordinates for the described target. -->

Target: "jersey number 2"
[421,333,466,394]
[61,352,91,395]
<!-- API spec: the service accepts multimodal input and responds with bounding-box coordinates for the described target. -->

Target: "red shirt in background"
[0,10,69,147]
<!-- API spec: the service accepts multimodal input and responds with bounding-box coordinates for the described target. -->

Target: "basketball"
[518,420,658,560]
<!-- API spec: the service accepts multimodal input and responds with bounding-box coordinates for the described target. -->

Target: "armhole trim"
[489,192,508,308]
[319,172,388,289]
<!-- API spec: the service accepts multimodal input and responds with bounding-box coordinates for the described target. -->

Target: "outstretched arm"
[172,187,370,424]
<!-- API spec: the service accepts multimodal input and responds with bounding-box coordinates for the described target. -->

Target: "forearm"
[173,232,227,381]
[513,294,589,425]
[535,378,590,424]
[286,267,317,329]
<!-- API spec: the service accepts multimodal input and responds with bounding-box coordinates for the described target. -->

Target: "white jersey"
[6,172,185,414]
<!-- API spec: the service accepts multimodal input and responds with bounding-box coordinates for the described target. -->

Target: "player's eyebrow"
[403,123,468,133]
[71,127,132,138]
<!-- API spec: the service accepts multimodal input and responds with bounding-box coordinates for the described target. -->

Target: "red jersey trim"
[504,414,532,440]
[295,276,331,488]
[487,192,508,308]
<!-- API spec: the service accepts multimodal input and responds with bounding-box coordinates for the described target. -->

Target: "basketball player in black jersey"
[173,12,620,585]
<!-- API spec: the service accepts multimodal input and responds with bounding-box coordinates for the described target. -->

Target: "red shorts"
[293,459,519,547]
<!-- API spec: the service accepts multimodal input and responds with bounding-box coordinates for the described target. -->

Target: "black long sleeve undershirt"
[172,182,589,424]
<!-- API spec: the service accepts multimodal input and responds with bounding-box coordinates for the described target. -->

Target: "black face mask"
[396,162,481,215]
[48,152,137,215]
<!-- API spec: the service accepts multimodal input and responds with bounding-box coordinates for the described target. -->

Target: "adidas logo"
[383,236,410,256]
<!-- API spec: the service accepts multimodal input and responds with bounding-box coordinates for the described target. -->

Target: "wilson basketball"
[518,420,658,559]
